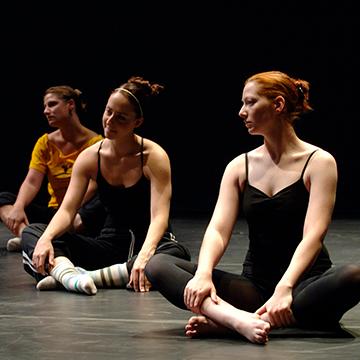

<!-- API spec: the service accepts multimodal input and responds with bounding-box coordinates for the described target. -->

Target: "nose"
[239,105,246,119]
[104,113,115,126]
[107,114,114,123]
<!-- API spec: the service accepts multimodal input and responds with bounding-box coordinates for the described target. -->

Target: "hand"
[128,257,151,292]
[5,207,29,236]
[183,273,218,314]
[32,238,55,275]
[256,285,296,328]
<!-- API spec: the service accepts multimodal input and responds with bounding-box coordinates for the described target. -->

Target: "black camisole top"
[241,150,332,292]
[96,139,151,238]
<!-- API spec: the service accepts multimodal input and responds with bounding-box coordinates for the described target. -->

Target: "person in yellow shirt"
[22,76,190,295]
[0,85,103,251]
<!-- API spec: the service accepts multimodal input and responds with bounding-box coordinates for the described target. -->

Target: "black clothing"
[145,152,360,329]
[22,139,190,282]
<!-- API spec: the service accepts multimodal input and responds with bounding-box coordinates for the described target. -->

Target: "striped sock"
[50,258,97,295]
[76,263,129,288]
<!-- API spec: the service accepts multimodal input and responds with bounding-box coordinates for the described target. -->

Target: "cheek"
[253,107,268,120]
[102,117,109,128]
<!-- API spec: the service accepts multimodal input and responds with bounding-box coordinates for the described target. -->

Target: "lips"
[105,126,116,133]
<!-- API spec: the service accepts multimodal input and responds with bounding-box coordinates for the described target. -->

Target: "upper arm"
[208,155,245,240]
[59,147,98,215]
[303,150,337,239]
[23,168,46,189]
[144,143,172,220]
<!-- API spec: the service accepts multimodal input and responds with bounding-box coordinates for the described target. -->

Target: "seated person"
[21,76,191,295]
[0,85,103,252]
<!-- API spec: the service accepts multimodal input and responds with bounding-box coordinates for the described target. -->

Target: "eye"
[46,101,58,108]
[116,115,128,122]
[245,98,256,106]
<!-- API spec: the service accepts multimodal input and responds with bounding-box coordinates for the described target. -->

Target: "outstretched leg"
[50,256,97,295]
[76,263,129,288]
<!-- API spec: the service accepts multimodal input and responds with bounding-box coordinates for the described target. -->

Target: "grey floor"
[0,218,359,360]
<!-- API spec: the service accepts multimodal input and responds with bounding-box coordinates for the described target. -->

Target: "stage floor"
[0,218,359,360]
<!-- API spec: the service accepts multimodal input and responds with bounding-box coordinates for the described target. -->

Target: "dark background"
[1,1,359,218]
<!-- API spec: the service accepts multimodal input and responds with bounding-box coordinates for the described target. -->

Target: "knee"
[21,223,47,250]
[338,264,360,288]
[145,253,169,281]
[0,191,16,207]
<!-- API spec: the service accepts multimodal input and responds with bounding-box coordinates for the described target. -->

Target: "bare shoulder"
[311,148,337,168]
[77,140,102,163]
[226,153,246,171]
[304,147,338,184]
[143,138,170,162]
[222,153,247,184]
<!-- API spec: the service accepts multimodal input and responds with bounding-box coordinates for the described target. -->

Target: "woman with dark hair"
[22,76,190,295]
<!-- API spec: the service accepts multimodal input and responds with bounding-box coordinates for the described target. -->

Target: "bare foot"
[185,313,270,344]
[232,311,270,344]
[185,315,233,338]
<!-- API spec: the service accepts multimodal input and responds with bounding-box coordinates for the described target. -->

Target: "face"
[239,81,276,135]
[102,92,143,139]
[43,94,73,127]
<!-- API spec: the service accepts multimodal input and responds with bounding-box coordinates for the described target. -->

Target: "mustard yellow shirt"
[29,133,103,208]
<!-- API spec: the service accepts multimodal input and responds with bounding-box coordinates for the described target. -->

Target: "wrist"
[195,269,212,279]
[275,281,293,292]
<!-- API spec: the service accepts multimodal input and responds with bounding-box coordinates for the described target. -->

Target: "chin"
[104,129,116,138]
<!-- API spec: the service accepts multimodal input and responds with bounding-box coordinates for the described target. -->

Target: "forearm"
[138,216,169,260]
[277,237,323,289]
[40,208,76,243]
[13,182,40,209]
[196,228,226,276]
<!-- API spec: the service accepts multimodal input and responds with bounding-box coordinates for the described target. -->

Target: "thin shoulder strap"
[245,153,249,180]
[140,137,144,168]
[97,139,104,172]
[300,149,318,178]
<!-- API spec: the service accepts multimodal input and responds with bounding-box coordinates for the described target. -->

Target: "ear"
[134,117,144,128]
[67,98,76,111]
[273,95,285,113]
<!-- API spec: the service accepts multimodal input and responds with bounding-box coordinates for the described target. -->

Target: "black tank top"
[96,139,150,236]
[241,150,332,292]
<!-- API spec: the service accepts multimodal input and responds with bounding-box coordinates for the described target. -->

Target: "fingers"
[129,268,150,292]
[255,304,266,315]
[268,308,295,328]
[32,254,47,275]
[184,287,202,312]
[144,276,152,292]
[32,245,53,276]
[210,289,218,304]
[48,248,55,267]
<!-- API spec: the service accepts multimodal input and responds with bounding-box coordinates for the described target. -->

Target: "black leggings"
[22,223,191,283]
[145,253,360,329]
[0,191,105,236]
[0,191,56,225]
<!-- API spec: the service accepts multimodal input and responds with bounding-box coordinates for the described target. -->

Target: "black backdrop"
[1,2,359,218]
